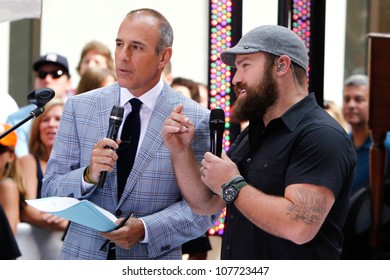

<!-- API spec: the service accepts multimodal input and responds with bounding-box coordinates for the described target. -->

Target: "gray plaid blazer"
[42,82,217,259]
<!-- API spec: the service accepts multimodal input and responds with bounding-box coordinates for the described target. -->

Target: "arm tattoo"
[287,188,327,225]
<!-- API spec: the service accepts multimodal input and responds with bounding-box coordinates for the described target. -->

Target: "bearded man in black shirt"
[162,25,356,259]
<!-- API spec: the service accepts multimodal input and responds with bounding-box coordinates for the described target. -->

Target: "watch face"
[223,186,238,203]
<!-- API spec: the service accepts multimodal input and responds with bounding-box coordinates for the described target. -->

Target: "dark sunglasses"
[37,69,67,79]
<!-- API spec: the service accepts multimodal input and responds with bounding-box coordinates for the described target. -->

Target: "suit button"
[161,245,171,252]
[116,210,122,216]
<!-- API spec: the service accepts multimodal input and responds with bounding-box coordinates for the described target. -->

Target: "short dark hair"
[264,52,307,86]
[127,8,173,54]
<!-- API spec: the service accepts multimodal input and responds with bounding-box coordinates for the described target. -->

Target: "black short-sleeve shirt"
[223,93,356,260]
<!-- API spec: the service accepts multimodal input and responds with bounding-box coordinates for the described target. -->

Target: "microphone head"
[209,108,225,133]
[109,105,124,125]
[27,88,55,108]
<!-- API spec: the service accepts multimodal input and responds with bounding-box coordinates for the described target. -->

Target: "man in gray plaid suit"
[42,8,217,260]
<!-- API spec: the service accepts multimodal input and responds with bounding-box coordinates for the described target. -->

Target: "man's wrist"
[221,175,247,204]
[83,165,98,185]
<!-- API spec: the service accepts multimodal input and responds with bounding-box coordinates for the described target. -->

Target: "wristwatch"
[221,175,247,204]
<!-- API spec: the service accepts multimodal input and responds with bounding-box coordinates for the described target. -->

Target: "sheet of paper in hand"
[26,197,118,232]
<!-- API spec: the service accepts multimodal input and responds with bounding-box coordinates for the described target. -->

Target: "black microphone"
[27,88,55,108]
[0,88,55,140]
[209,108,225,157]
[96,105,124,188]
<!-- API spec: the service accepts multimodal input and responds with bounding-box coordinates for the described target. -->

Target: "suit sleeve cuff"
[138,218,149,243]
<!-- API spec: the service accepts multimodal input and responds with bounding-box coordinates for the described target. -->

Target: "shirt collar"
[119,79,164,111]
[349,133,372,151]
[280,92,319,132]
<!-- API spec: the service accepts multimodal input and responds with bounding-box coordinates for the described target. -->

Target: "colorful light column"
[207,0,236,236]
[290,0,325,106]
[209,0,234,153]
[291,0,311,75]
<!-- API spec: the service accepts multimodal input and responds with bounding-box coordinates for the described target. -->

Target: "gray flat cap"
[220,25,308,71]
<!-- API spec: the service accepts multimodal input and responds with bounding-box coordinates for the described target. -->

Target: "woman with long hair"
[18,99,68,259]
[0,123,23,259]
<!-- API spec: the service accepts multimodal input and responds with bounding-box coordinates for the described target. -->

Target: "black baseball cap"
[33,53,70,74]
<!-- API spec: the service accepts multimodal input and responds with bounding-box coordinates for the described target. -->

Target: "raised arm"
[162,105,225,214]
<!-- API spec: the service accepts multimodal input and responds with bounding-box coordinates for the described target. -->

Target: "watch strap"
[232,178,247,191]
[222,175,247,204]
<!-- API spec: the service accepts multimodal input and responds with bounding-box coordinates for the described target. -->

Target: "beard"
[231,65,278,124]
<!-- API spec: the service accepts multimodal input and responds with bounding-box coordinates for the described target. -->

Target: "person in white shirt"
[0,92,18,123]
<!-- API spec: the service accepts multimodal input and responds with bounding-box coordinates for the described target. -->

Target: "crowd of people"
[0,6,387,261]
[1,38,117,259]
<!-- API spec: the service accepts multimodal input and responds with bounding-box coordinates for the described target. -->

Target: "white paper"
[26,197,118,232]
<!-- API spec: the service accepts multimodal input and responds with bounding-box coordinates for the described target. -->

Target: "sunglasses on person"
[37,69,67,79]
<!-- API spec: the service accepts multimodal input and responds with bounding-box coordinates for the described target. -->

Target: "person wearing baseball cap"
[0,123,17,150]
[32,53,72,101]
[162,25,356,259]
[6,52,71,157]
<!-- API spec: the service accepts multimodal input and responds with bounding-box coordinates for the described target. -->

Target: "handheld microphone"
[209,108,225,157]
[96,105,124,188]
[27,88,55,108]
